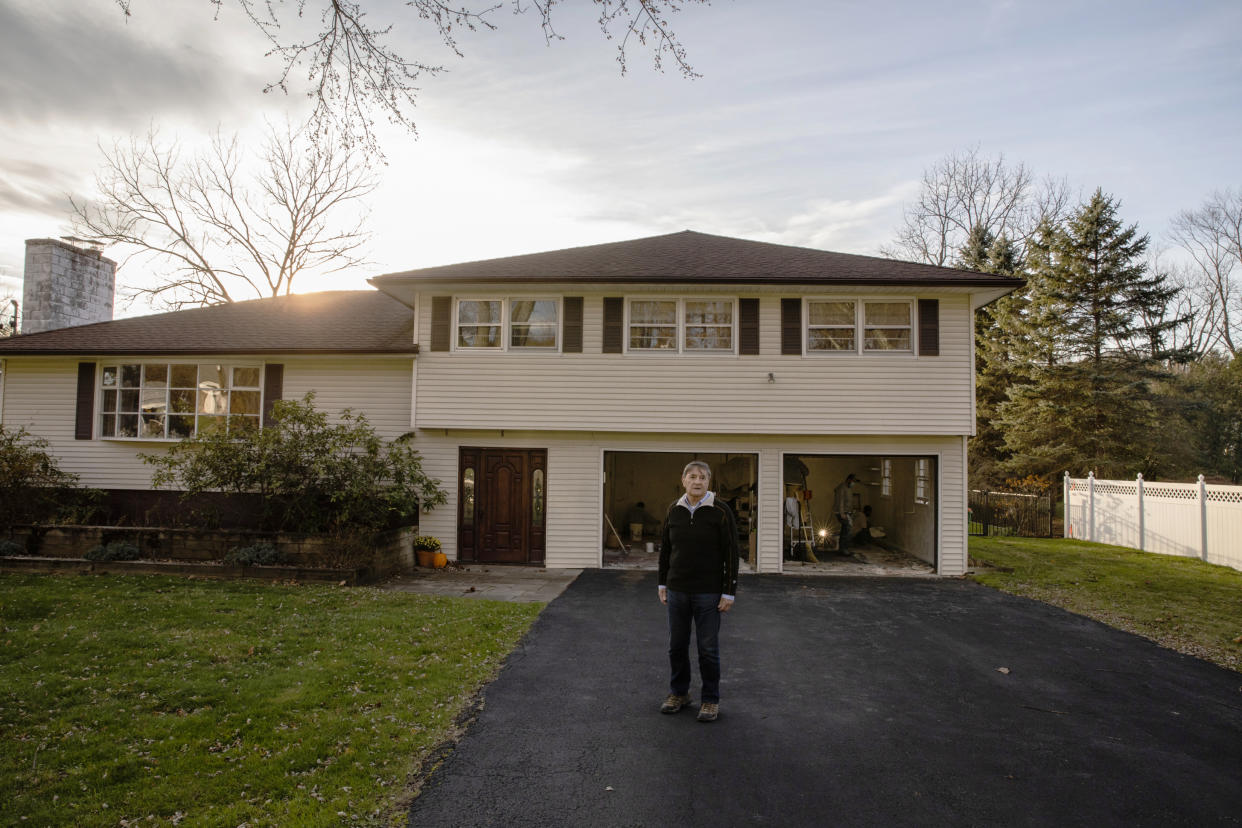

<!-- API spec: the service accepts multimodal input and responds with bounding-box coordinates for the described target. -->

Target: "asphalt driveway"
[408,570,1242,827]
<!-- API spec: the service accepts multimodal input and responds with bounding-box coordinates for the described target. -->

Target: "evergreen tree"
[961,225,1025,487]
[998,190,1177,478]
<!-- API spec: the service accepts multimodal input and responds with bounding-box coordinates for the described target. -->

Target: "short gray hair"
[682,460,712,479]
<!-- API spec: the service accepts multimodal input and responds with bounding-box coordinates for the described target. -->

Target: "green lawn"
[0,573,541,827]
[969,537,1242,673]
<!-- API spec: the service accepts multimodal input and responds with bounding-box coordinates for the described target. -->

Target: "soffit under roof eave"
[369,276,1024,293]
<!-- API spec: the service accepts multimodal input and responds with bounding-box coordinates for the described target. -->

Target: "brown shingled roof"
[371,230,1022,287]
[0,290,415,355]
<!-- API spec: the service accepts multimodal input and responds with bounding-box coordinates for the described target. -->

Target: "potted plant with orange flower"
[412,535,442,568]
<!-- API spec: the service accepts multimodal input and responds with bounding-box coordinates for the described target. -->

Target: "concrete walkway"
[408,569,1242,827]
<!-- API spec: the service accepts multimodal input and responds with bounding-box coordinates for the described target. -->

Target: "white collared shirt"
[676,490,716,514]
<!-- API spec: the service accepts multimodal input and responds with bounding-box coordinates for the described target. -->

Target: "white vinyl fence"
[1064,472,1242,572]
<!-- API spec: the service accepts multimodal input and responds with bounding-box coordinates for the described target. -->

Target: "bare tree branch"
[120,1,708,154]
[1170,188,1242,355]
[882,147,1072,267]
[71,120,377,311]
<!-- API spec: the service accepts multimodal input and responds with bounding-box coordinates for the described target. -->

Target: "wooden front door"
[458,448,546,564]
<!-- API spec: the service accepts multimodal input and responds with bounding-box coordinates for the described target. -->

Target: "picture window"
[99,362,262,440]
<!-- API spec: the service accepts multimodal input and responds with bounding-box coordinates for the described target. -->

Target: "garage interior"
[602,452,758,570]
[783,454,937,575]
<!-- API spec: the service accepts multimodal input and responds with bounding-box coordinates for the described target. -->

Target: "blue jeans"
[667,590,722,703]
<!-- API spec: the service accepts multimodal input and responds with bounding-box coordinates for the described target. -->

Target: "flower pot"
[432,551,448,569]
[416,548,436,567]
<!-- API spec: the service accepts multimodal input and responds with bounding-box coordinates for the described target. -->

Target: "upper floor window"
[628,298,735,353]
[99,362,261,440]
[806,299,914,354]
[456,298,559,350]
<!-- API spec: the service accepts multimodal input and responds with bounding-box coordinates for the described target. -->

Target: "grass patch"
[0,573,541,826]
[969,537,1242,673]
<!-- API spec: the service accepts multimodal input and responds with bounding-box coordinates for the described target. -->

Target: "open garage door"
[783,453,937,574]
[602,451,757,569]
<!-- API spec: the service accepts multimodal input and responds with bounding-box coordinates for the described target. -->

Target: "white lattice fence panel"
[1092,481,1141,550]
[1142,483,1201,558]
[1066,478,1090,540]
[1206,485,1242,570]
[1066,476,1242,572]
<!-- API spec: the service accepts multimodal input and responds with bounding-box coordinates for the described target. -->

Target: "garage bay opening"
[783,454,937,575]
[602,452,758,570]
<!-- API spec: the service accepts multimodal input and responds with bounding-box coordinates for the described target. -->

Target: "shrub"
[142,393,448,536]
[411,535,441,552]
[0,425,100,531]
[84,541,141,562]
[0,539,25,557]
[226,542,285,567]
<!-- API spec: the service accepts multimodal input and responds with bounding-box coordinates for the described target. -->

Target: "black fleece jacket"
[658,496,740,595]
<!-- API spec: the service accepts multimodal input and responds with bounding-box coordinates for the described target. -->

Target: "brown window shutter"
[602,297,624,354]
[74,362,95,440]
[780,298,802,355]
[431,296,452,352]
[262,363,284,426]
[739,298,759,355]
[563,297,583,353]
[918,299,940,356]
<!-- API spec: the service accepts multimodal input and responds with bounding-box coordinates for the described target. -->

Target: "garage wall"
[413,430,968,575]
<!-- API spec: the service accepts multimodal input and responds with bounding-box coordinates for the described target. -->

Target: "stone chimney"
[21,238,116,334]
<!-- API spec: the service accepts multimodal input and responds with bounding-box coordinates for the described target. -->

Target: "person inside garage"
[834,473,858,555]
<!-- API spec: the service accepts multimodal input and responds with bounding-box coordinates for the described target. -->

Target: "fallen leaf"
[997,667,1011,675]
[605,786,614,792]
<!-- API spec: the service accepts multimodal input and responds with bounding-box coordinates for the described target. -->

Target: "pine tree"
[997,190,1177,478]
[962,225,1025,487]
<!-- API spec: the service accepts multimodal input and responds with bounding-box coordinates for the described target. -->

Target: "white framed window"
[864,301,912,351]
[881,458,892,498]
[627,298,736,353]
[805,299,914,354]
[684,299,734,351]
[509,299,558,348]
[99,362,262,440]
[807,300,856,352]
[455,298,559,351]
[456,299,503,348]
[915,458,931,505]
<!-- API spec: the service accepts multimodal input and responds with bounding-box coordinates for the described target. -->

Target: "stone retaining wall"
[3,525,418,584]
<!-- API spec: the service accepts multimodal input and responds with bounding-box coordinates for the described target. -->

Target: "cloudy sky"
[1,0,1239,315]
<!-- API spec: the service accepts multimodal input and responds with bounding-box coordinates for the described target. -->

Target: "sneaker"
[660,693,692,714]
[697,702,719,722]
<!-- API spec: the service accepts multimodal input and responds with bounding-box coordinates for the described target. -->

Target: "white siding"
[0,355,413,489]
[413,430,968,575]
[413,289,975,435]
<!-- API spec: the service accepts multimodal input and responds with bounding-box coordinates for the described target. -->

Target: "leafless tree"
[1170,188,1242,355]
[882,147,1071,267]
[115,0,708,153]
[71,120,377,310]
[0,290,18,337]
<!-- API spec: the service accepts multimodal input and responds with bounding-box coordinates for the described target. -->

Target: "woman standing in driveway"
[657,460,740,723]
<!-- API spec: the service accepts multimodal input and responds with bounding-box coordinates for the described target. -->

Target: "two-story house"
[0,231,1020,575]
